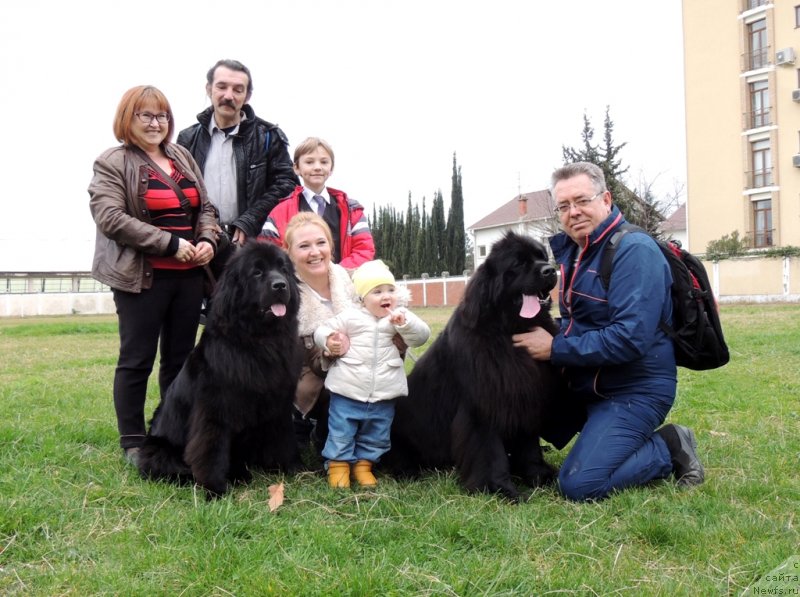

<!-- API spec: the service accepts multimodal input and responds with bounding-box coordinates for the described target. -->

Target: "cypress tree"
[370,204,381,257]
[430,189,446,275]
[445,152,466,274]
[415,196,431,276]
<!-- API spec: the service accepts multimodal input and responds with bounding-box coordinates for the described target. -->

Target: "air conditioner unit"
[776,47,796,65]
[793,89,800,102]
[793,154,800,168]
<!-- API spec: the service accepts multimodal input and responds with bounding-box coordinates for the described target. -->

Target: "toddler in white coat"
[314,259,430,488]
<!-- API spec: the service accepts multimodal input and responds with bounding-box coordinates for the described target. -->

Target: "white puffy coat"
[314,307,430,402]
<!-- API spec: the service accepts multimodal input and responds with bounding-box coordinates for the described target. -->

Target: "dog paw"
[201,480,229,500]
[495,485,523,503]
[522,463,558,488]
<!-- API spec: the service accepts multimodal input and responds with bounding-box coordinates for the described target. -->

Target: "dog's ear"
[208,245,251,326]
[460,265,491,328]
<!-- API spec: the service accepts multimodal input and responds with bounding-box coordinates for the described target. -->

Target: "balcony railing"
[745,168,774,189]
[742,46,770,72]
[742,108,772,130]
[751,228,774,248]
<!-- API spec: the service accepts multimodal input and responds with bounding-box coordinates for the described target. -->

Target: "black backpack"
[600,223,730,371]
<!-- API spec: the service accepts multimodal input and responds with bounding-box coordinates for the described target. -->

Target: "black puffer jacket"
[177,104,298,237]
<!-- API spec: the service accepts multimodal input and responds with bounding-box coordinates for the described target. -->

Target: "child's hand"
[387,309,406,326]
[325,331,350,357]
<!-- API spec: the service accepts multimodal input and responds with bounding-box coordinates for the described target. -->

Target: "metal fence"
[1,272,108,294]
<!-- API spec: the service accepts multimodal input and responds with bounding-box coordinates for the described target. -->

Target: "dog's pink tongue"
[270,303,287,317]
[520,294,540,318]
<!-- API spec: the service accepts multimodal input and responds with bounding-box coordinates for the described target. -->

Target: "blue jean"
[322,393,395,464]
[558,390,675,501]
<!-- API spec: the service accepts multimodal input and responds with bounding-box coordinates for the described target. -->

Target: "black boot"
[656,423,704,486]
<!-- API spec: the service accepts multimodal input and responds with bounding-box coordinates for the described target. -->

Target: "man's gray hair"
[550,162,607,195]
[206,59,254,97]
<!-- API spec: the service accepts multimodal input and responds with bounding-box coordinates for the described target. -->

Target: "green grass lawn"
[0,305,798,595]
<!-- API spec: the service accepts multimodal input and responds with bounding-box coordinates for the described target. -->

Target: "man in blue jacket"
[513,162,704,501]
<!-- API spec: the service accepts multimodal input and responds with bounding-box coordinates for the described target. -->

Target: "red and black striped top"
[144,162,200,271]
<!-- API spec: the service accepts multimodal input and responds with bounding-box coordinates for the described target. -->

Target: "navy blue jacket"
[549,206,676,398]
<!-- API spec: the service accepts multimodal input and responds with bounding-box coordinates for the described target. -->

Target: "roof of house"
[660,203,686,232]
[469,189,553,230]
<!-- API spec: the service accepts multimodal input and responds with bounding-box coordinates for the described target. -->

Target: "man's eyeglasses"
[135,112,170,124]
[554,191,603,215]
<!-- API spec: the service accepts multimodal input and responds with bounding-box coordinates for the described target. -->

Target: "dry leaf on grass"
[268,482,285,512]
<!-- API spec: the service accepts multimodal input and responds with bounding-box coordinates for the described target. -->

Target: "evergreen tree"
[562,112,601,165]
[407,202,421,276]
[370,204,381,258]
[599,106,635,219]
[415,196,432,275]
[561,106,662,232]
[445,153,466,274]
[376,205,396,266]
[430,189,446,275]
[602,107,628,184]
[369,154,470,276]
[398,193,414,276]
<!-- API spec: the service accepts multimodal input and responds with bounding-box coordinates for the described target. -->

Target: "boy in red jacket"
[260,137,375,270]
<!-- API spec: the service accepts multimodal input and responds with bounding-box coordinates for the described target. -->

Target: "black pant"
[112,273,203,449]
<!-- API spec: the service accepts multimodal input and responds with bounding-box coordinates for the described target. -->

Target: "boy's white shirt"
[300,187,330,211]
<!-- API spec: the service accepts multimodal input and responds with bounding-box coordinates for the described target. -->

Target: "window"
[753,199,772,247]
[748,19,768,70]
[796,5,800,27]
[478,245,487,258]
[750,139,772,188]
[748,80,770,128]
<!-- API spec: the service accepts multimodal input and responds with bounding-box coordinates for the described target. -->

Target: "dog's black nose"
[541,265,556,278]
[272,280,287,291]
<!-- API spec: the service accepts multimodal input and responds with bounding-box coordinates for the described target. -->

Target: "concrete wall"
[1,291,115,318]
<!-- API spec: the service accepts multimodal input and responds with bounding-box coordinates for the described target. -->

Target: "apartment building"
[683,0,800,252]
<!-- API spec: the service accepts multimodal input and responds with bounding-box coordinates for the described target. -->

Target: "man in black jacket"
[177,59,297,246]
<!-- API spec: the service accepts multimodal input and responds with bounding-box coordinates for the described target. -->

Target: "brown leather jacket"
[88,143,218,293]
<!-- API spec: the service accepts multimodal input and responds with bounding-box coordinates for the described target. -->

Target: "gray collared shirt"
[203,113,244,225]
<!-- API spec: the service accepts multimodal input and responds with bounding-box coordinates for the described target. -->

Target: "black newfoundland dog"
[387,232,561,501]
[137,242,302,498]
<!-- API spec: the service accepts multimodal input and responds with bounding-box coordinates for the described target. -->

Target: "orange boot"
[352,460,378,487]
[327,461,351,488]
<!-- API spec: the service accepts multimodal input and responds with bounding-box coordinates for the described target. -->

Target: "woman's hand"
[192,240,215,266]
[174,238,197,263]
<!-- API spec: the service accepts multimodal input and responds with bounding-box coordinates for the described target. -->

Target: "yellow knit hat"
[352,260,396,298]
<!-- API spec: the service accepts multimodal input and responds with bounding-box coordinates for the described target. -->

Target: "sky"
[0,0,687,272]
